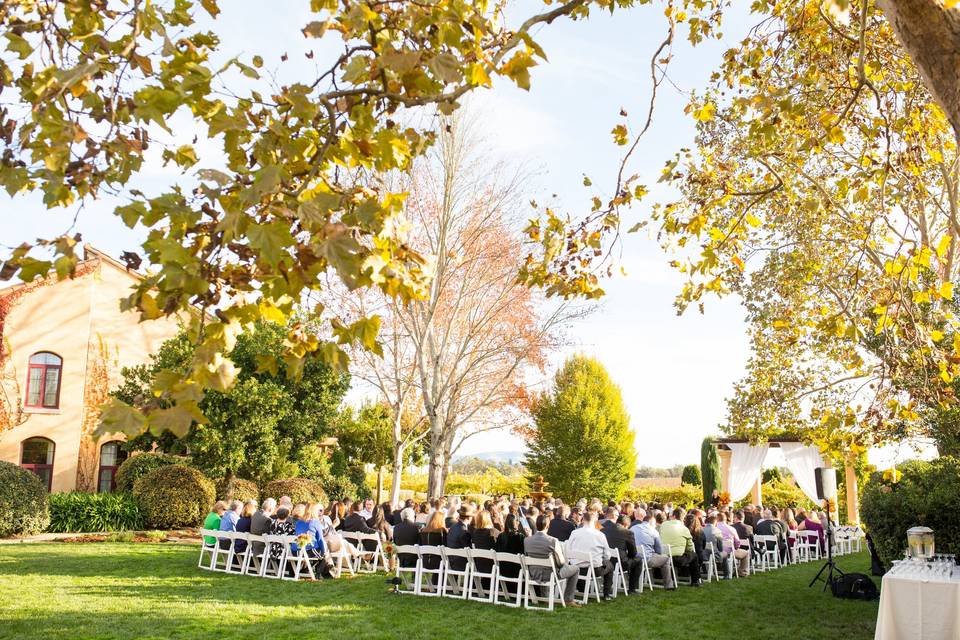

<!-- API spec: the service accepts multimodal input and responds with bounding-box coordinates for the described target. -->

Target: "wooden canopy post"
[718,446,732,494]
[751,474,763,506]
[844,453,860,524]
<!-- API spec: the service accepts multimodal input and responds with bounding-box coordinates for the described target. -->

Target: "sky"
[0,1,933,470]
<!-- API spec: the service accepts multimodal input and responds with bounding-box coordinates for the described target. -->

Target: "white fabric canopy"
[727,443,769,501]
[780,442,825,504]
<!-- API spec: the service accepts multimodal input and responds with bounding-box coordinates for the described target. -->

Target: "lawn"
[0,543,879,640]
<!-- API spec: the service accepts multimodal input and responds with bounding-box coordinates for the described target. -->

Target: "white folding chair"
[701,547,721,583]
[394,544,420,594]
[281,535,316,581]
[467,548,498,603]
[197,528,218,570]
[651,544,680,589]
[440,547,471,598]
[636,552,654,592]
[850,528,864,553]
[209,530,234,572]
[327,538,357,578]
[521,556,566,611]
[343,532,386,573]
[226,532,253,574]
[494,553,524,607]
[754,535,781,571]
[243,534,267,576]
[417,545,444,596]
[607,545,629,596]
[261,534,287,579]
[566,550,600,604]
[797,531,821,563]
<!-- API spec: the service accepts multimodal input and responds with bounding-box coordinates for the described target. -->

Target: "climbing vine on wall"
[76,334,115,492]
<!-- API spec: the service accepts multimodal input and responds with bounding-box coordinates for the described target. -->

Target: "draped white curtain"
[780,442,824,503]
[727,443,769,501]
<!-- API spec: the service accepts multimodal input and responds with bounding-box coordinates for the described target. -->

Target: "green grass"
[0,543,879,640]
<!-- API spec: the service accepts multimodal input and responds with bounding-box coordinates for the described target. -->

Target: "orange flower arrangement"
[718,491,731,507]
[822,497,837,514]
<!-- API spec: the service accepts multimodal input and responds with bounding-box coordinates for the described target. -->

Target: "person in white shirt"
[565,511,614,599]
[358,498,374,520]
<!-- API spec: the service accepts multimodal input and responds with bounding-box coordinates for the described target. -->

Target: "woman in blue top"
[292,502,329,577]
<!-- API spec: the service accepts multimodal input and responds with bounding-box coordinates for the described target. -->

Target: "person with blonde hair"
[234,500,258,555]
[293,502,331,577]
[798,509,826,553]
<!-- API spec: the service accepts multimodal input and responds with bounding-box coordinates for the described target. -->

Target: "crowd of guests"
[202,493,831,600]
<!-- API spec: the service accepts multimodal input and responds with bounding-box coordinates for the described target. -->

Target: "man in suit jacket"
[524,515,581,607]
[603,514,642,593]
[392,508,420,568]
[754,508,787,562]
[249,498,276,555]
[445,506,473,571]
[342,502,377,534]
[547,505,576,542]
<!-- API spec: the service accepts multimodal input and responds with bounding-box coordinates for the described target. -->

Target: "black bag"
[830,572,879,601]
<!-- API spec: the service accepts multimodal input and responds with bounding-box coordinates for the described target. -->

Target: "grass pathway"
[0,543,879,640]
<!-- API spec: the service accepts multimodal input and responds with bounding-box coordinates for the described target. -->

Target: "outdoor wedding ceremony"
[1,0,959,639]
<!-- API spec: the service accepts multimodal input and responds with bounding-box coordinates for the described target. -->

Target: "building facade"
[0,246,182,493]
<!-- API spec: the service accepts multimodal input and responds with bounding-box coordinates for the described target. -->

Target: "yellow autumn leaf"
[937,234,952,258]
[932,330,944,342]
[940,281,954,300]
[693,102,716,122]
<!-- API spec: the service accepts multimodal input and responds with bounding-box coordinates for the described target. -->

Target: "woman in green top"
[202,501,228,545]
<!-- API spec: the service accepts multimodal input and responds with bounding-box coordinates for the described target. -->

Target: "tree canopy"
[525,355,636,501]
[112,320,349,481]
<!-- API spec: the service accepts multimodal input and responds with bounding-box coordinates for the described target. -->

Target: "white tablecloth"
[875,573,960,640]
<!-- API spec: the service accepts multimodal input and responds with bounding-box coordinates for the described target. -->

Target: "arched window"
[97,441,128,493]
[21,437,55,491]
[25,352,62,409]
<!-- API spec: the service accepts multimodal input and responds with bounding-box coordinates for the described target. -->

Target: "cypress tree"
[700,437,721,505]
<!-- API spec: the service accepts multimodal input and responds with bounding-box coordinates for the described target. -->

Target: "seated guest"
[755,508,788,562]
[278,495,293,512]
[329,501,345,530]
[445,506,474,571]
[419,510,448,546]
[358,498,374,520]
[472,510,499,550]
[370,502,393,541]
[605,514,642,593]
[795,507,808,526]
[782,507,799,548]
[685,512,709,568]
[202,501,227,545]
[250,498,275,555]
[661,508,701,586]
[495,513,527,554]
[716,512,750,577]
[525,514,582,608]
[393,508,420,546]
[293,502,329,576]
[702,514,724,561]
[566,510,614,600]
[798,510,826,552]
[268,507,296,562]
[415,502,431,526]
[547,504,576,542]
[234,500,257,554]
[342,501,378,534]
[631,513,675,588]
[218,500,243,549]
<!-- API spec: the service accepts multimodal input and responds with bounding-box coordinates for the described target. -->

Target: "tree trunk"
[878,0,960,136]
[389,442,405,507]
[426,414,446,498]
[376,465,384,505]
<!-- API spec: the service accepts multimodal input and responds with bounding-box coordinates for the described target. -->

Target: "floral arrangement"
[718,491,731,507]
[882,468,902,484]
[295,533,311,549]
[822,497,837,514]
[383,542,396,557]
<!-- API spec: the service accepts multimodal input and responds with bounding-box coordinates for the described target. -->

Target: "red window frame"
[25,352,62,409]
[97,441,127,493]
[20,437,54,491]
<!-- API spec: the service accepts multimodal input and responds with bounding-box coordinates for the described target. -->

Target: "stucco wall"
[0,258,183,492]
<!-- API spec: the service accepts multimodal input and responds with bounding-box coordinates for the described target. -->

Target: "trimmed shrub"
[115,452,185,493]
[262,478,328,505]
[47,492,143,533]
[861,457,960,567]
[733,479,815,511]
[133,464,215,529]
[320,474,361,502]
[0,461,50,537]
[214,477,259,502]
[680,464,701,486]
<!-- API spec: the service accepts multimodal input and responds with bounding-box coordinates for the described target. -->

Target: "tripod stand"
[809,502,844,592]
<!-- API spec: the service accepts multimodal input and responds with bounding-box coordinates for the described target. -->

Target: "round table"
[875,571,960,639]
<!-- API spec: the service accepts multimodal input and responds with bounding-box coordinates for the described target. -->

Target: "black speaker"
[814,467,825,501]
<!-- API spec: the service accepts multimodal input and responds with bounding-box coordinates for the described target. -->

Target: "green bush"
[680,464,701,486]
[320,474,362,502]
[0,461,50,537]
[47,492,143,533]
[733,479,815,511]
[623,484,703,508]
[115,452,185,493]
[214,477,259,502]
[261,478,328,505]
[861,457,960,567]
[700,437,721,505]
[133,464,215,529]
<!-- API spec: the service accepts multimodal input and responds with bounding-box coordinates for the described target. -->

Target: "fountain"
[529,476,553,502]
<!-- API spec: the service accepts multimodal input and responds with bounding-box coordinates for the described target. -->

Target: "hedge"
[214,477,259,502]
[115,452,185,493]
[47,492,143,533]
[861,457,960,567]
[134,464,215,529]
[622,484,703,508]
[0,461,50,537]
[262,478,328,505]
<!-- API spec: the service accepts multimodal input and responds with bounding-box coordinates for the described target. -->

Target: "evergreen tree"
[700,437,722,505]
[525,355,636,502]
[681,464,702,486]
